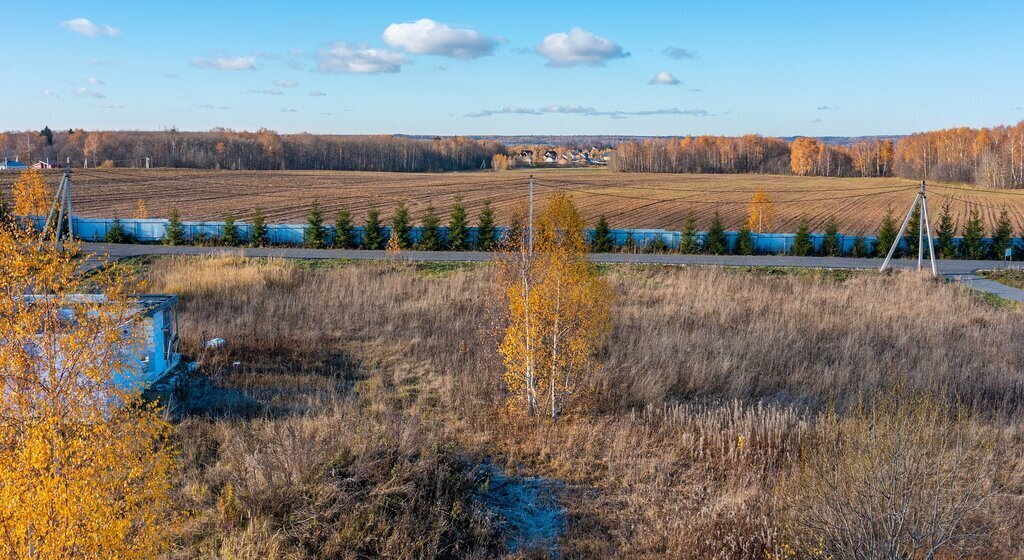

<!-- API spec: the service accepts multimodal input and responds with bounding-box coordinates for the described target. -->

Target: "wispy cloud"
[164,73,179,79]
[316,43,409,74]
[247,88,284,95]
[196,104,231,110]
[281,108,298,113]
[85,76,104,85]
[100,104,126,109]
[61,18,120,38]
[649,71,680,85]
[383,18,497,59]
[191,56,257,71]
[309,90,327,97]
[465,104,711,119]
[537,27,628,67]
[663,46,697,60]
[817,105,839,110]
[73,87,105,98]
[274,79,299,88]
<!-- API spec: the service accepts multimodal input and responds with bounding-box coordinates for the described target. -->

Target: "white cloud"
[191,56,257,71]
[73,87,105,98]
[274,79,299,88]
[663,46,697,60]
[383,18,496,59]
[281,108,298,113]
[536,27,627,67]
[464,106,544,117]
[197,104,231,110]
[309,90,327,97]
[41,89,59,98]
[61,18,120,37]
[247,88,284,95]
[649,71,680,85]
[86,76,105,85]
[316,43,409,74]
[817,105,839,110]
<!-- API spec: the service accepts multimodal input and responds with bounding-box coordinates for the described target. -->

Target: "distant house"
[0,159,27,171]
[24,294,181,391]
[544,150,558,164]
[30,160,57,169]
[519,149,534,163]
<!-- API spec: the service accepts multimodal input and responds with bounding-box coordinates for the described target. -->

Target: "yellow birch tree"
[0,227,175,558]
[11,168,50,219]
[497,194,611,418]
[747,190,775,233]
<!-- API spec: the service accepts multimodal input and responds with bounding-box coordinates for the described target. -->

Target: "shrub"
[850,236,870,258]
[960,208,986,259]
[679,216,699,254]
[448,198,469,251]
[622,230,636,253]
[418,204,443,250]
[476,202,496,251]
[363,207,384,249]
[735,224,755,255]
[334,207,356,249]
[106,218,127,243]
[936,203,957,259]
[705,212,727,254]
[504,210,524,248]
[591,215,614,253]
[790,218,813,256]
[164,208,185,246]
[251,207,269,247]
[222,212,239,246]
[646,235,669,253]
[304,201,327,248]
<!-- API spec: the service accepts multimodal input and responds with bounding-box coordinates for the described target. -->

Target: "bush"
[448,199,469,251]
[304,201,327,248]
[251,207,269,247]
[850,236,870,258]
[334,207,356,249]
[820,215,841,256]
[790,218,813,256]
[591,215,614,253]
[876,209,899,258]
[164,209,185,246]
[222,213,239,246]
[476,202,496,251]
[622,230,637,253]
[106,218,128,243]
[418,204,443,250]
[646,235,669,253]
[704,212,727,255]
[363,207,384,250]
[735,224,755,255]
[679,216,699,254]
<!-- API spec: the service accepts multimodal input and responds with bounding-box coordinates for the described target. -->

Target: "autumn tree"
[12,168,50,220]
[747,190,775,233]
[134,199,149,220]
[0,228,175,558]
[790,137,821,176]
[497,194,611,418]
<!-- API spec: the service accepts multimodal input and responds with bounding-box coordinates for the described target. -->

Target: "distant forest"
[3,123,1023,187]
[1,129,504,172]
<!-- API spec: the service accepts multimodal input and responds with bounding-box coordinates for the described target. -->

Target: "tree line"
[0,129,505,172]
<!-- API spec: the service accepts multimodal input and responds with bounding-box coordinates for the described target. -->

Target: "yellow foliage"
[134,198,149,219]
[0,227,175,558]
[747,190,775,233]
[11,168,50,218]
[497,194,611,418]
[491,153,511,171]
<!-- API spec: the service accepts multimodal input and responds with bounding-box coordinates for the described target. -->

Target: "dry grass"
[10,167,1024,233]
[142,256,1024,558]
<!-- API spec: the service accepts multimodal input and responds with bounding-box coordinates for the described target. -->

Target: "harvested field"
[8,167,1024,233]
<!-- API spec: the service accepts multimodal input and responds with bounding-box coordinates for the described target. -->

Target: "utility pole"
[145,157,151,169]
[42,166,74,251]
[528,174,534,256]
[880,180,937,277]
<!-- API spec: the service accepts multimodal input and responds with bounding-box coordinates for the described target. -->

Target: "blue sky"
[4,0,1023,136]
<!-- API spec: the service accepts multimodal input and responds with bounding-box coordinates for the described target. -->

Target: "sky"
[3,0,1024,137]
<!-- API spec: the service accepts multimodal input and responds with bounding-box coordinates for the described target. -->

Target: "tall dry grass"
[146,256,1024,558]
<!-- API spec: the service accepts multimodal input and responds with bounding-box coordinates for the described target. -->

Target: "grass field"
[135,256,1024,558]
[10,167,1024,234]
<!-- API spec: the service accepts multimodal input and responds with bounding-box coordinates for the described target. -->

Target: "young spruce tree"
[106,218,127,244]
[679,215,699,254]
[935,203,958,259]
[960,208,986,259]
[591,215,613,253]
[418,204,443,250]
[222,212,239,246]
[876,209,899,258]
[735,224,755,255]
[391,202,412,249]
[476,201,496,251]
[448,198,469,251]
[991,208,1014,260]
[791,218,814,256]
[251,207,269,247]
[334,206,355,248]
[820,215,842,256]
[304,201,326,248]
[363,207,385,249]
[903,204,921,258]
[705,212,728,255]
[850,236,869,258]
[164,208,185,246]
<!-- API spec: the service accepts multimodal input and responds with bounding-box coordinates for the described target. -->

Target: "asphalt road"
[78,242,1015,276]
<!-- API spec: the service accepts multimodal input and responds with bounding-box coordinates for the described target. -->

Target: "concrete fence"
[27,216,1021,255]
